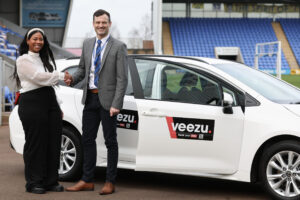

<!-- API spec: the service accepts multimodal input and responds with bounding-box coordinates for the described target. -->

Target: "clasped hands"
[64,71,73,86]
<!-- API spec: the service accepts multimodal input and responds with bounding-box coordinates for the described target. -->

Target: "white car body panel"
[135,99,244,174]
[9,56,300,186]
[235,96,300,181]
[72,88,139,165]
[58,87,82,131]
[9,107,24,154]
[95,95,139,165]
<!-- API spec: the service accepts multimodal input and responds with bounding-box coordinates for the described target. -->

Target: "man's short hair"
[93,9,111,22]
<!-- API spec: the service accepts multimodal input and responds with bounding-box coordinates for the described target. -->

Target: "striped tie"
[94,40,102,86]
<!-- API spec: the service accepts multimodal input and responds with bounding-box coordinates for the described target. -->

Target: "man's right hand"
[64,71,73,86]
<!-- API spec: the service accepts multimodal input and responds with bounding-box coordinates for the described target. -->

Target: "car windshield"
[213,62,300,104]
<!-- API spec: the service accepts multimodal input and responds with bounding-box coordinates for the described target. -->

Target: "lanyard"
[92,36,110,63]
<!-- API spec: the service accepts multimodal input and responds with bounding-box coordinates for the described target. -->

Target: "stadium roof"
[163,0,299,3]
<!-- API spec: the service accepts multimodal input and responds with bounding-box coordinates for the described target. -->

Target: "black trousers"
[18,87,62,190]
[81,92,118,184]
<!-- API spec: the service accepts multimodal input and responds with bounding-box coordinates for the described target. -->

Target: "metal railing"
[0,57,2,126]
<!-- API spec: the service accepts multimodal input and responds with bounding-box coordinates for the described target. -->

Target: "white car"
[9,55,300,200]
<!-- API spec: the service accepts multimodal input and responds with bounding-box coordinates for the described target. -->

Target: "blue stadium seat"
[166,18,290,71]
[0,27,20,60]
[7,43,18,50]
[4,86,15,111]
[279,19,300,68]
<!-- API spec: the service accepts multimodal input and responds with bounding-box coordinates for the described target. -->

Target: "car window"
[134,59,222,106]
[133,60,157,98]
[214,62,300,104]
[125,69,133,95]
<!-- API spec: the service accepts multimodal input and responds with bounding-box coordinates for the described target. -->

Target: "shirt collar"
[28,51,40,57]
[96,34,110,45]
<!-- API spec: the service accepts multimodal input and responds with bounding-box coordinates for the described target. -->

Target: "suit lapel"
[86,37,96,71]
[98,37,113,74]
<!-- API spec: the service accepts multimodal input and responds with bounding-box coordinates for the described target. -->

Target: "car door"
[72,67,139,163]
[129,57,245,175]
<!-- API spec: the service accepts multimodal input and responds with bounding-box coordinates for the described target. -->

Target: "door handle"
[142,109,166,117]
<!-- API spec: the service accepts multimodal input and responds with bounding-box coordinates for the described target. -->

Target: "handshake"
[64,71,73,86]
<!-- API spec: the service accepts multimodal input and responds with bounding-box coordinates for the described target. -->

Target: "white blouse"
[16,51,65,93]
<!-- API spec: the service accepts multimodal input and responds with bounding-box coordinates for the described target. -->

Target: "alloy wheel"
[266,150,300,197]
[59,135,77,175]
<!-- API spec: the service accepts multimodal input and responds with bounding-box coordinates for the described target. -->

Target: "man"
[65,9,128,195]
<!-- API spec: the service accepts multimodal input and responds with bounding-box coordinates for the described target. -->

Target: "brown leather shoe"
[66,180,94,192]
[99,182,115,195]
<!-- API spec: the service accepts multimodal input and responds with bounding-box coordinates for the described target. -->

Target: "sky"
[63,0,153,48]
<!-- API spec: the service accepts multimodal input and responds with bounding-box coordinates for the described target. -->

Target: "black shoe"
[46,184,64,192]
[26,186,46,194]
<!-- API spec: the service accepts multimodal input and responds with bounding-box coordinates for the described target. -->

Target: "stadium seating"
[279,19,300,67]
[166,18,290,73]
[0,25,20,60]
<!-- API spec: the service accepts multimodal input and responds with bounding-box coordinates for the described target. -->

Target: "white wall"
[153,0,162,54]
[63,0,153,49]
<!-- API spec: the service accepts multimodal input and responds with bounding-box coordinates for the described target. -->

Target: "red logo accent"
[120,123,125,127]
[208,130,212,134]
[166,117,177,138]
[191,134,197,138]
[134,120,137,123]
[14,91,20,105]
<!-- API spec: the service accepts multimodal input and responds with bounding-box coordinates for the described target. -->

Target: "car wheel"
[259,140,300,200]
[58,126,82,181]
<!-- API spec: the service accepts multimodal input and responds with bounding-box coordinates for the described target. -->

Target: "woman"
[14,28,68,194]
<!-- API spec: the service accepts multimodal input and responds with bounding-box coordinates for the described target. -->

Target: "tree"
[128,28,142,49]
[139,14,152,40]
[110,23,121,39]
[127,13,152,49]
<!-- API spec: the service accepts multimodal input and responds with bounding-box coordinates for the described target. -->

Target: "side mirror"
[223,92,234,106]
[223,92,234,114]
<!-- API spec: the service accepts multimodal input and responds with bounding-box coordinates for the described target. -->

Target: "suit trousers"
[18,87,62,190]
[81,92,118,183]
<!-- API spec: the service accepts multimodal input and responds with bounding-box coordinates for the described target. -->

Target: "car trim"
[61,65,79,72]
[128,57,144,99]
[66,56,81,60]
[245,93,261,107]
[129,54,210,65]
[10,140,15,150]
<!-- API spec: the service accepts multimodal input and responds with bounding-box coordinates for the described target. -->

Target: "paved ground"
[0,125,271,200]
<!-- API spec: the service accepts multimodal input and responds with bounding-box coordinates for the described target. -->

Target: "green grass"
[282,75,300,89]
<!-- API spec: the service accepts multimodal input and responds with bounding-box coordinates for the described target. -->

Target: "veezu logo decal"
[117,109,138,130]
[166,117,215,141]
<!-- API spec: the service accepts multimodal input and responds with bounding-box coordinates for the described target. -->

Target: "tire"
[58,126,83,181]
[259,140,300,200]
